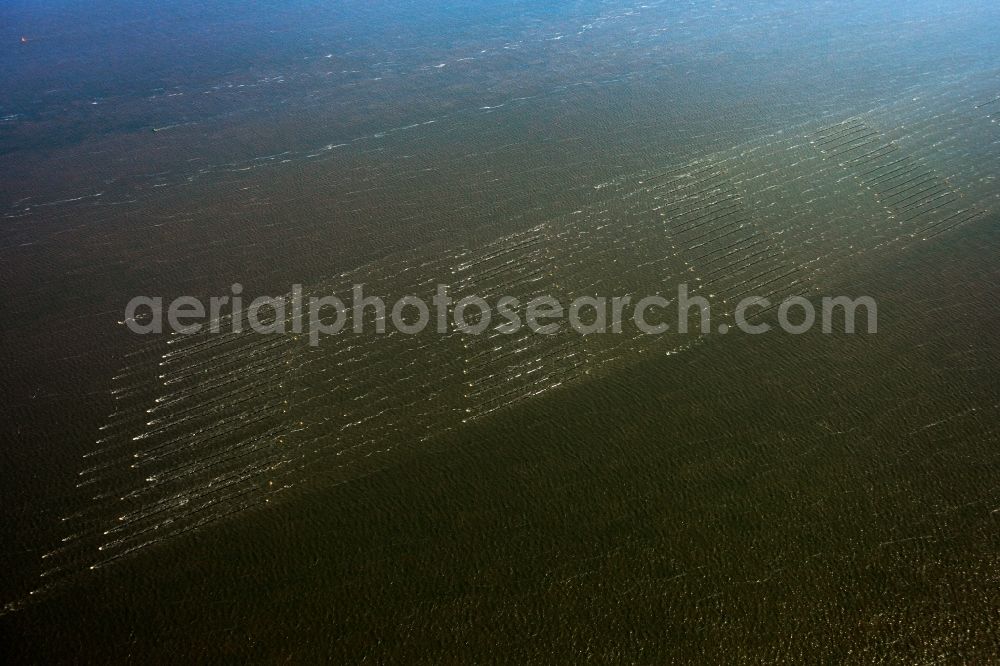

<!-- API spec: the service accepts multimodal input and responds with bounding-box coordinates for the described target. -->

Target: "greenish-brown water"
[2,0,999,661]
[8,218,1000,661]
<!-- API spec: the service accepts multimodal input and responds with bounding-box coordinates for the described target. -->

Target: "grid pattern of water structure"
[20,72,997,608]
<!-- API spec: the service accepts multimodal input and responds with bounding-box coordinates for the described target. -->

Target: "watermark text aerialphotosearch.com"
[123,283,877,345]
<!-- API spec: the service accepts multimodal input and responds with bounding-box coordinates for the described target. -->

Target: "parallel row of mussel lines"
[453,154,765,394]
[452,142,827,394]
[829,80,998,248]
[30,337,167,594]
[646,136,811,330]
[547,158,756,373]
[759,82,996,295]
[662,158,780,311]
[882,85,1000,240]
[451,163,714,422]
[519,182,686,379]
[77,299,317,579]
[735,116,947,303]
[813,116,977,244]
[547,154,766,368]
[527,175,676,307]
[41,306,306,592]
[39,80,1000,597]
[747,116,897,285]
[176,252,466,496]
[820,118,986,249]
[704,114,922,306]
[453,224,590,423]
[585,156,763,360]
[41,245,462,591]
[619,157,745,289]
[99,244,474,564]
[666,116,902,325]
[736,74,1000,290]
[282,247,472,474]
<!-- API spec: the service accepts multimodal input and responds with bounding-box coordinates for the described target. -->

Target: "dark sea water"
[2,0,999,661]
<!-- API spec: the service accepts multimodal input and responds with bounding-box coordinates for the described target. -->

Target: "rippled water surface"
[2,0,999,661]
